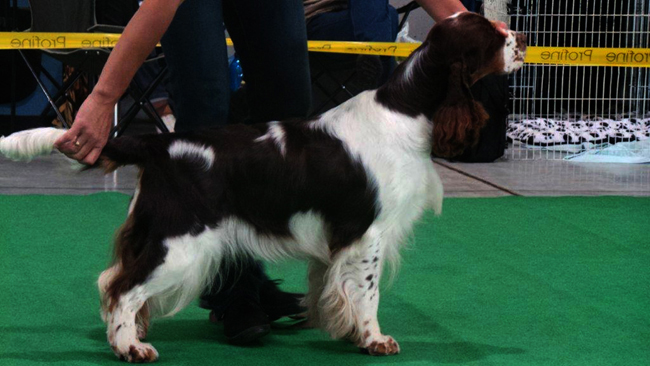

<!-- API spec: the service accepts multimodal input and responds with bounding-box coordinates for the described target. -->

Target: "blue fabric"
[161,0,311,131]
[307,0,398,42]
[161,0,230,130]
[461,0,479,13]
[347,0,398,43]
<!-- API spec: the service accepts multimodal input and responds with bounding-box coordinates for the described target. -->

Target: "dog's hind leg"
[106,229,223,363]
[98,264,120,324]
[107,284,158,363]
[319,228,400,356]
[98,264,150,340]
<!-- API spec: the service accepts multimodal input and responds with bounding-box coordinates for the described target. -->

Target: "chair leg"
[38,68,84,122]
[39,67,63,91]
[18,50,69,129]
[135,81,169,134]
[312,70,357,115]
[113,103,120,138]
[111,66,169,136]
[110,100,140,137]
[142,103,169,133]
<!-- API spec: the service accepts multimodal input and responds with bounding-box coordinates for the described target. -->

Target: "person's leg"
[347,0,395,42]
[348,0,399,83]
[223,0,311,123]
[199,256,266,317]
[307,9,357,66]
[199,256,273,344]
[195,1,308,344]
[307,4,398,91]
[161,0,230,131]
[162,2,272,343]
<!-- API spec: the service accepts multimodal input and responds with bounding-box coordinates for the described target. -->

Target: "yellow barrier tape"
[526,46,650,68]
[307,40,419,57]
[1,32,649,68]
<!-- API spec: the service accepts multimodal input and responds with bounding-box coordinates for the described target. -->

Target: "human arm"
[414,0,466,22]
[55,0,183,164]
[414,0,509,35]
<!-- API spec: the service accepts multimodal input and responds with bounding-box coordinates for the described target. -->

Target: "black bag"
[0,7,40,104]
[450,0,511,163]
[454,74,510,163]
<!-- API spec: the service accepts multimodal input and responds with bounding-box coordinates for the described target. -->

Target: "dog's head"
[426,12,527,157]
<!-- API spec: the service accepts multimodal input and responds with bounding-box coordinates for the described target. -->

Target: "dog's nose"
[516,33,527,52]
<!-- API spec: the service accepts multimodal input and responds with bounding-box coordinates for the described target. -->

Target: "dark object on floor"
[452,74,510,163]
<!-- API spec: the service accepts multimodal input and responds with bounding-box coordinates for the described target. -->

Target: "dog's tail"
[0,128,65,161]
[0,127,156,171]
[97,135,157,172]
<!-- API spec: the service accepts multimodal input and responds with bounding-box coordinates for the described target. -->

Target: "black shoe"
[260,280,306,322]
[222,297,271,345]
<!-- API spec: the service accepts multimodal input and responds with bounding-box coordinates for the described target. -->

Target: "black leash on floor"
[432,160,522,196]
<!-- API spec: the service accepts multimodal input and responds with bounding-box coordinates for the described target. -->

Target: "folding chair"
[20,0,169,135]
[308,1,420,117]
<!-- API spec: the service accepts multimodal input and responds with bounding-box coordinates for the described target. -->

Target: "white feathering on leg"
[0,127,66,161]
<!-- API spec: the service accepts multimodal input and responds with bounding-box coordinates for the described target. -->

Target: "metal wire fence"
[507,0,649,160]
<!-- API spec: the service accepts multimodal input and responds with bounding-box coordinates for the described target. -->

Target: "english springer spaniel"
[0,12,526,362]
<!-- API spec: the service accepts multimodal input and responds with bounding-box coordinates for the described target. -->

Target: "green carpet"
[1,194,648,365]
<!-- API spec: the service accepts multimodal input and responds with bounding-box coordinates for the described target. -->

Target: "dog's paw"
[112,342,158,363]
[361,335,400,356]
[136,324,148,341]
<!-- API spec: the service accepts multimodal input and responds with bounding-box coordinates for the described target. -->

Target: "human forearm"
[414,0,509,36]
[55,0,183,165]
[415,0,467,22]
[92,0,183,104]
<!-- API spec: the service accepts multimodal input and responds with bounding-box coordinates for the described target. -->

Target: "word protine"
[541,49,593,62]
[11,35,66,48]
[606,50,650,64]
[10,36,119,49]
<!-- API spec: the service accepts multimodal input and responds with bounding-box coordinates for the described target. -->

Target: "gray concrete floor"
[1,142,648,197]
[434,157,650,197]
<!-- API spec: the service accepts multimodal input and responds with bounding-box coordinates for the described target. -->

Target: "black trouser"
[199,256,269,316]
[161,0,312,311]
[161,0,312,130]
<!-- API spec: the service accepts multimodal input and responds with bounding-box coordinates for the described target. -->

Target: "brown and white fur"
[0,13,526,362]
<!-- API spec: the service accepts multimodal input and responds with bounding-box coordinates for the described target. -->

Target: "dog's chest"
[317,91,440,223]
[370,151,435,216]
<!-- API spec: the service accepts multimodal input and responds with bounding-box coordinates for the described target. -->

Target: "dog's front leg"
[320,229,400,355]
[354,274,400,355]
[353,239,400,356]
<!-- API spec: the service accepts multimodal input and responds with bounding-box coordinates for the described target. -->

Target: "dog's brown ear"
[432,62,489,158]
